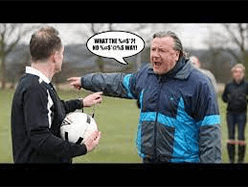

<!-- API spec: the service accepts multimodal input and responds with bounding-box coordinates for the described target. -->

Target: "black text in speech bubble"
[86,31,145,65]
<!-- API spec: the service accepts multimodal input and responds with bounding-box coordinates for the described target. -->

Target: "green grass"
[59,89,141,163]
[0,89,15,163]
[0,89,247,163]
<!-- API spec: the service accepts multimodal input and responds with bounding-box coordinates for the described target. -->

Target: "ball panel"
[65,131,69,141]
[86,114,91,124]
[60,112,98,145]
[75,137,84,145]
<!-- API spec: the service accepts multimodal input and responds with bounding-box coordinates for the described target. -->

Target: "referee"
[11,26,102,163]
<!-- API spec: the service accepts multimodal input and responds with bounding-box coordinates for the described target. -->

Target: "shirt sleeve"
[23,84,87,159]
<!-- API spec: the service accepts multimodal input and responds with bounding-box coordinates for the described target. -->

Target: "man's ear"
[175,51,180,61]
[50,51,59,63]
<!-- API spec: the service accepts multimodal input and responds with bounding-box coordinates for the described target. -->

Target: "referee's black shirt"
[11,67,87,163]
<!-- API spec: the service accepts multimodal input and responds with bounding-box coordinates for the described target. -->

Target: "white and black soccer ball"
[60,112,98,145]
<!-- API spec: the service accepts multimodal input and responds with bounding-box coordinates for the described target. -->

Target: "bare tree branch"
[223,24,243,50]
[238,23,245,52]
[0,24,41,89]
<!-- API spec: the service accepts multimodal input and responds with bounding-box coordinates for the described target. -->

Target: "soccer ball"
[60,112,98,145]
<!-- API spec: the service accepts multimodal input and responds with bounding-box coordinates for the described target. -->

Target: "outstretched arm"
[68,73,137,99]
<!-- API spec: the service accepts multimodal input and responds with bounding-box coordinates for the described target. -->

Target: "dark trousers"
[227,112,246,140]
[226,112,246,163]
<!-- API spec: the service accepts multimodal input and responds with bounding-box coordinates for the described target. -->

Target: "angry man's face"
[150,37,179,75]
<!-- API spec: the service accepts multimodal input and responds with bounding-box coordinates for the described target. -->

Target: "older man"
[190,56,218,93]
[11,26,102,163]
[68,31,221,163]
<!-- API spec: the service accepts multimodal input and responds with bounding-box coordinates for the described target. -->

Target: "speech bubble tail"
[115,57,128,65]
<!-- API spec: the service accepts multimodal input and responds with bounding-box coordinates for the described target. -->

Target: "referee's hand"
[83,92,103,107]
[84,131,101,152]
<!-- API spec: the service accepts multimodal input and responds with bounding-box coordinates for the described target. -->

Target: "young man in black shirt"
[11,26,102,163]
[222,63,248,163]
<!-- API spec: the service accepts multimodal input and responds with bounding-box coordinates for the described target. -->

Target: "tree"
[91,23,113,72]
[223,24,247,64]
[204,24,248,81]
[0,24,39,89]
[77,23,114,72]
[206,24,248,64]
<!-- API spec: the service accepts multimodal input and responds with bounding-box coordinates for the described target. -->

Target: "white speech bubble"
[86,31,145,65]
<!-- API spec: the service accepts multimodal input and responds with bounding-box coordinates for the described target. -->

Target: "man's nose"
[151,50,160,59]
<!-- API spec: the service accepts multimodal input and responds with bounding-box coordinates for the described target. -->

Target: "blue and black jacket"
[81,57,222,163]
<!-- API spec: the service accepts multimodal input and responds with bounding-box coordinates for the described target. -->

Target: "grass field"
[0,88,247,163]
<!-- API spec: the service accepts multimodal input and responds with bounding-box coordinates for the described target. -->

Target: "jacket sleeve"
[194,80,222,163]
[24,85,87,159]
[81,73,138,99]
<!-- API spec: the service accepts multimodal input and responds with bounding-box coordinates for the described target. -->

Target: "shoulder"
[130,64,151,81]
[224,81,233,88]
[18,74,49,96]
[188,68,218,98]
[189,67,211,86]
[16,74,39,92]
[244,81,248,89]
[244,80,248,85]
[138,64,151,75]
[13,74,50,107]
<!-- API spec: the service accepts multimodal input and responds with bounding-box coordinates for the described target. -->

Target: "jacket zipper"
[153,75,163,161]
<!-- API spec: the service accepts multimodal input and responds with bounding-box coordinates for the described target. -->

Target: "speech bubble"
[86,31,145,65]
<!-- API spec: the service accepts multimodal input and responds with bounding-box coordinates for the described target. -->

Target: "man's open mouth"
[153,61,161,66]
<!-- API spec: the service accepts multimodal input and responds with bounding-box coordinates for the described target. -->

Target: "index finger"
[94,91,103,96]
[67,77,78,81]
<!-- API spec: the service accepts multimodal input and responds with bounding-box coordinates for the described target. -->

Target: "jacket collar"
[148,57,193,80]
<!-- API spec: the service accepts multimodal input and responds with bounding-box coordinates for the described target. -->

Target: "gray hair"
[153,31,186,59]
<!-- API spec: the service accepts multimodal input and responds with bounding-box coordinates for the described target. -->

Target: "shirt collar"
[25,66,51,84]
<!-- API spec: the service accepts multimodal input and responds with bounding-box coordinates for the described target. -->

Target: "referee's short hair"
[30,26,62,62]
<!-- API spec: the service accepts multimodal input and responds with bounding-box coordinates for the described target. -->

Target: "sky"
[20,23,227,49]
[174,24,214,49]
